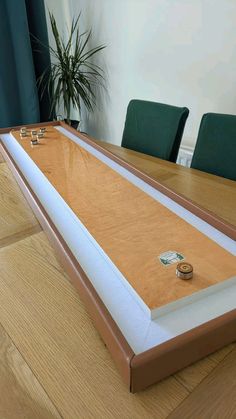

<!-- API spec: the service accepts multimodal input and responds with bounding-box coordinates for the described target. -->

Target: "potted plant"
[38,12,106,129]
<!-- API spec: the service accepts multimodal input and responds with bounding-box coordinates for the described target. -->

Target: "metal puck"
[31,130,37,137]
[176,262,193,280]
[31,138,38,146]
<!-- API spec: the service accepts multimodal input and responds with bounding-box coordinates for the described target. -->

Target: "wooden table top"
[0,136,235,418]
[94,139,236,228]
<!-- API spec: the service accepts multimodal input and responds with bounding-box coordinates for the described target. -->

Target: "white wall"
[44,0,236,149]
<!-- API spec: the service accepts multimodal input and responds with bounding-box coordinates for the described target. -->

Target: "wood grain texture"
[0,163,39,242]
[0,224,41,249]
[169,347,236,419]
[175,343,236,392]
[0,323,61,419]
[0,231,189,419]
[11,128,236,313]
[0,152,4,163]
[93,139,236,228]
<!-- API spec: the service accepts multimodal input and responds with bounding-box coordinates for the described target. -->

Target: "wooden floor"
[0,154,235,418]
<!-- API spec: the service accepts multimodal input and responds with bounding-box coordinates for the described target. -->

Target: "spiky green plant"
[38,12,106,124]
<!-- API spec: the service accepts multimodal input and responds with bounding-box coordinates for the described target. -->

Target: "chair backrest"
[191,113,236,181]
[121,99,189,162]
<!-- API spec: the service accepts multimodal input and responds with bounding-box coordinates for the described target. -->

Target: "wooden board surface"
[95,139,236,228]
[0,322,61,419]
[11,127,236,313]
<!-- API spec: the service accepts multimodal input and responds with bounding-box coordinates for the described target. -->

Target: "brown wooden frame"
[1,121,236,392]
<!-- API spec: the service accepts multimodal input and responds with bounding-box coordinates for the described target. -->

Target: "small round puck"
[31,130,37,137]
[176,262,193,280]
[31,138,38,146]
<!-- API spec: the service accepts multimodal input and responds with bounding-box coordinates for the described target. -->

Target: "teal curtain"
[0,0,51,127]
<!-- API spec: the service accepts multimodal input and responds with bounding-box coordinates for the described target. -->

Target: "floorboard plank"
[169,348,236,419]
[0,323,61,419]
[0,224,42,249]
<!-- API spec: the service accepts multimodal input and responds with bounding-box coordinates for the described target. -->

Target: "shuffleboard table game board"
[1,122,236,392]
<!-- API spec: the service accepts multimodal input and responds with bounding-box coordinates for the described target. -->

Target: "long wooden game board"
[1,121,236,393]
[10,127,236,317]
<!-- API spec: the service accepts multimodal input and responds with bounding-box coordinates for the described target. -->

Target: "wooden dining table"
[93,139,236,228]
[0,136,235,419]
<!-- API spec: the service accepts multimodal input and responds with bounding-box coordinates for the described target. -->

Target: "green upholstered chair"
[121,100,189,162]
[191,113,236,181]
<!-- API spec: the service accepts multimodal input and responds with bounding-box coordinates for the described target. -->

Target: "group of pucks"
[20,127,46,145]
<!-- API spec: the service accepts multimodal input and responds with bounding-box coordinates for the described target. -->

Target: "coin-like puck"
[176,262,193,280]
[31,138,38,146]
[31,130,37,137]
